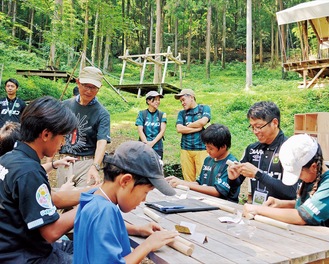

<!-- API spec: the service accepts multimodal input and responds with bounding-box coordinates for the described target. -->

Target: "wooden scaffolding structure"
[115,46,185,97]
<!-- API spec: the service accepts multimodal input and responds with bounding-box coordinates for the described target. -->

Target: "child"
[167,124,240,203]
[0,96,82,263]
[135,91,166,159]
[73,141,178,264]
[243,134,329,226]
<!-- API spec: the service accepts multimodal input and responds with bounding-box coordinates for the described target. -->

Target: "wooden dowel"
[203,200,237,214]
[175,236,195,250]
[167,240,193,256]
[143,207,162,222]
[254,215,290,230]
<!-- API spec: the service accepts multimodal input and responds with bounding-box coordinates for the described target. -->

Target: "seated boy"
[0,96,90,263]
[73,141,178,264]
[167,124,240,203]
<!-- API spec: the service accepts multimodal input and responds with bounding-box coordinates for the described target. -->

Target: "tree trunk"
[187,14,192,72]
[50,0,63,67]
[205,0,211,79]
[11,0,16,37]
[91,9,99,65]
[154,0,162,84]
[82,0,89,68]
[221,1,227,69]
[103,34,111,72]
[28,8,34,52]
[213,5,218,66]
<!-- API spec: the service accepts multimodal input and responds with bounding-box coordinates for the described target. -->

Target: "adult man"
[228,101,297,204]
[0,96,84,263]
[57,66,110,188]
[0,78,26,128]
[174,88,211,182]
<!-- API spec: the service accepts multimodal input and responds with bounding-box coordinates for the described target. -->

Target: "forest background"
[1,0,329,202]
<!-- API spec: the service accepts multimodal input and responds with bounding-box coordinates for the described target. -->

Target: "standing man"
[0,78,26,128]
[228,101,297,204]
[57,66,111,188]
[174,88,211,182]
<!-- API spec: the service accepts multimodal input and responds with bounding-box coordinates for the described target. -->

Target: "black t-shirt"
[0,142,59,262]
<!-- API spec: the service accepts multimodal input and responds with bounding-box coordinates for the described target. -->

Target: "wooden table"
[122,187,329,264]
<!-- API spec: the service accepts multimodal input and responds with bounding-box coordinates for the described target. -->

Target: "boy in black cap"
[73,141,177,263]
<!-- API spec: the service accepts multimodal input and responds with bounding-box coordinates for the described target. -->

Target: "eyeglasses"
[248,119,273,132]
[81,84,99,92]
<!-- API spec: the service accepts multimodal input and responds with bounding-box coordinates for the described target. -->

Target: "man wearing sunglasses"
[228,101,297,204]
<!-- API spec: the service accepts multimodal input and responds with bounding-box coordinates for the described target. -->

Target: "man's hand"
[87,165,101,185]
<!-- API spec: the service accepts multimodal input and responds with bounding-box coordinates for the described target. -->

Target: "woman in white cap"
[243,134,329,226]
[135,91,166,159]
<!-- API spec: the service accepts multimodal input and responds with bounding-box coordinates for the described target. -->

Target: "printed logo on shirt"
[273,153,280,164]
[303,199,320,216]
[36,184,56,216]
[0,165,9,181]
[250,148,264,162]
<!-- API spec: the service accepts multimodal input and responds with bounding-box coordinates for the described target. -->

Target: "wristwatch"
[93,163,101,171]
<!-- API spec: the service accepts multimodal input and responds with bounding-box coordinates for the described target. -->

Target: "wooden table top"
[122,188,329,264]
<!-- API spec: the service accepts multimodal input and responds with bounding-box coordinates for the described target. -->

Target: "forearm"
[94,139,107,165]
[186,117,209,129]
[176,124,202,134]
[257,171,297,199]
[137,126,147,143]
[125,243,151,264]
[52,187,93,208]
[190,184,220,197]
[152,123,166,143]
[39,207,77,243]
[254,206,306,225]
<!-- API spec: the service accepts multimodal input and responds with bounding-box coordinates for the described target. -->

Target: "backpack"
[183,104,204,125]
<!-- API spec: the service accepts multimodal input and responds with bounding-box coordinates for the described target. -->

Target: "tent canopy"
[276,0,329,44]
[276,0,329,25]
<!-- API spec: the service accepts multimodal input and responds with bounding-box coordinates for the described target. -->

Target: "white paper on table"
[218,211,242,223]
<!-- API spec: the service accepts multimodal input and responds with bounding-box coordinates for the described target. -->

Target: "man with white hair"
[243,134,329,226]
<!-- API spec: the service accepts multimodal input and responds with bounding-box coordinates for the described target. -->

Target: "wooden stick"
[203,200,237,214]
[143,207,162,222]
[254,215,290,230]
[167,240,193,256]
[175,236,195,250]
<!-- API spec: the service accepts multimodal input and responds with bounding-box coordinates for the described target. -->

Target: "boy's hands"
[144,230,179,252]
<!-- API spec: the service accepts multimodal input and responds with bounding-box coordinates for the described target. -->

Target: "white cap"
[279,134,318,186]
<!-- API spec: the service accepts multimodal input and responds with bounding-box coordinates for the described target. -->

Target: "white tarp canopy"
[276,0,329,25]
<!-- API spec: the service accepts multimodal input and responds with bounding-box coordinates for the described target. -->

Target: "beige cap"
[174,89,195,100]
[79,66,103,88]
[145,91,164,99]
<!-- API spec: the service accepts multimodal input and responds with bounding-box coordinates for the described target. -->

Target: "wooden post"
[119,49,129,85]
[161,46,171,95]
